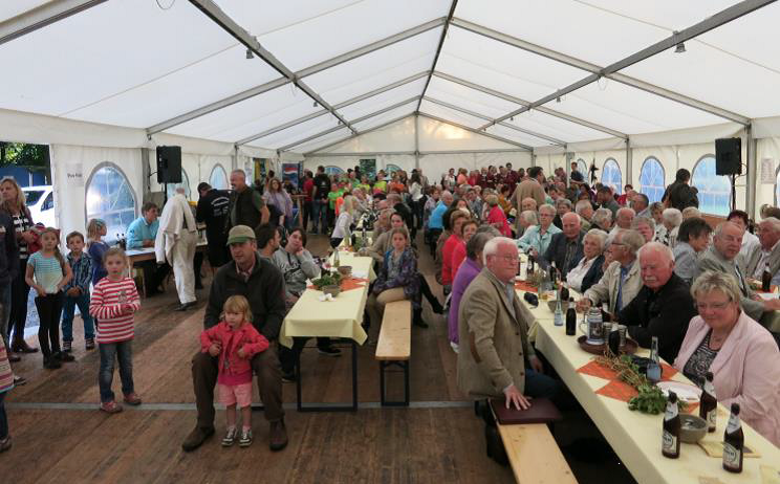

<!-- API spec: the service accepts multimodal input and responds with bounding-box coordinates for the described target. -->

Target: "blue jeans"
[98,340,134,403]
[311,200,328,233]
[0,284,10,349]
[0,392,7,439]
[61,292,95,342]
[523,367,562,400]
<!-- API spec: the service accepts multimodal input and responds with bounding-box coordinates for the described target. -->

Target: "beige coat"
[742,239,780,280]
[457,268,536,399]
[584,258,642,314]
[512,179,546,210]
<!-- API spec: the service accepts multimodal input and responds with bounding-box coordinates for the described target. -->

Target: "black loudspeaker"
[715,138,742,176]
[156,146,182,183]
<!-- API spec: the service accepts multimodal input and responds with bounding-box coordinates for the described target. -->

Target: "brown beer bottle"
[662,392,681,458]
[699,371,717,433]
[762,262,772,292]
[723,403,744,473]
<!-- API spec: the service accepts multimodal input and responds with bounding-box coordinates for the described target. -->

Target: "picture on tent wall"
[360,158,376,179]
[282,163,300,189]
[253,158,268,182]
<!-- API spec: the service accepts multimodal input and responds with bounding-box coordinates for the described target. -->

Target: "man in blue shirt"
[426,191,453,256]
[127,203,160,249]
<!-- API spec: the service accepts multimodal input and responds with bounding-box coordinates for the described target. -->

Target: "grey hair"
[575,200,593,216]
[482,236,517,265]
[663,208,683,227]
[631,215,656,233]
[615,229,645,255]
[538,203,556,216]
[691,270,741,306]
[520,210,539,225]
[584,228,609,253]
[476,225,501,236]
[230,169,246,178]
[617,207,636,219]
[484,194,499,206]
[682,207,701,219]
[556,198,572,209]
[467,232,497,260]
[637,241,674,264]
[592,208,612,227]
[760,216,780,233]
[562,212,581,224]
[650,201,665,213]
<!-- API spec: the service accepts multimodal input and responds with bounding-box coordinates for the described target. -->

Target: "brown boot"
[269,419,288,451]
[181,425,214,452]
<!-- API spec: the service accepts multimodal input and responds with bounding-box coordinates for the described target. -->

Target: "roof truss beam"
[279,96,420,152]
[416,0,458,111]
[0,0,108,47]
[418,112,533,151]
[188,0,356,135]
[235,70,430,146]
[147,16,444,135]
[432,71,627,139]
[454,2,763,129]
[305,114,415,155]
[423,96,566,146]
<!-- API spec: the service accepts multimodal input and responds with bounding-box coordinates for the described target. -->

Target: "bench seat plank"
[497,423,577,484]
[375,300,412,361]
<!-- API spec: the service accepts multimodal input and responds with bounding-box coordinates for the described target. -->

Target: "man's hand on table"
[503,384,532,410]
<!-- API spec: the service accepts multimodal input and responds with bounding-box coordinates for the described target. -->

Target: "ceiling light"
[510,116,514,122]
[245,48,254,60]
[313,101,319,108]
[556,96,561,103]
[673,30,686,53]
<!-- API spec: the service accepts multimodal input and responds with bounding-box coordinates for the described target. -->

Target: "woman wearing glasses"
[674,271,780,446]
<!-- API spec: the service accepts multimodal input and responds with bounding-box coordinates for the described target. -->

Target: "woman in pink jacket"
[200,295,269,448]
[674,271,780,447]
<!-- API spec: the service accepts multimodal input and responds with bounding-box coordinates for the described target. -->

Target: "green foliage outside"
[0,141,51,180]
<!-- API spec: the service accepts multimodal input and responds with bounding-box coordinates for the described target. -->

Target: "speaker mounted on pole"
[715,138,742,176]
[156,146,182,184]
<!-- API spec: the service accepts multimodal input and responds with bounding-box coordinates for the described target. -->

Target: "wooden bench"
[495,421,577,484]
[375,300,412,406]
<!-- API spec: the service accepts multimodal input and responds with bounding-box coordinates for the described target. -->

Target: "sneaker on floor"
[0,436,11,453]
[85,338,96,350]
[62,341,72,353]
[100,401,123,414]
[222,427,237,447]
[317,346,342,357]
[13,375,27,386]
[239,428,253,448]
[450,341,459,354]
[123,393,142,406]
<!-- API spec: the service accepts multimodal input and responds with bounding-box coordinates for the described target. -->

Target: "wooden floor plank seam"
[7,400,474,411]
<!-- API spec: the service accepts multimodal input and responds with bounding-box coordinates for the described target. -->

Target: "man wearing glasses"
[577,229,644,315]
[695,222,780,321]
[616,242,697,362]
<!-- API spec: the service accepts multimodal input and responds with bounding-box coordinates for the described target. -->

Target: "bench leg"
[379,360,409,407]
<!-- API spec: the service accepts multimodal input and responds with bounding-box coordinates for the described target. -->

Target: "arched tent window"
[602,158,622,195]
[639,157,665,203]
[209,164,228,190]
[386,164,402,174]
[576,158,588,176]
[692,155,730,216]
[324,166,344,176]
[166,168,191,200]
[86,163,137,243]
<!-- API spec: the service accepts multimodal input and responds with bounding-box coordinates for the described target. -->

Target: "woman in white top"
[330,195,355,248]
[409,173,425,230]
[566,229,608,293]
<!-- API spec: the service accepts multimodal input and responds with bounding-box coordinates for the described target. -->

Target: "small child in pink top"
[200,295,268,448]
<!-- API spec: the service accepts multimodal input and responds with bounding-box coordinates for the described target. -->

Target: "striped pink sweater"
[89,276,140,343]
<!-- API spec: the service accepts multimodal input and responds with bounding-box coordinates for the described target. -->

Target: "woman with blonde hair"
[0,177,38,356]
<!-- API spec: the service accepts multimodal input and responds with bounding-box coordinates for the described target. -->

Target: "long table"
[518,286,780,484]
[125,241,207,263]
[280,250,375,412]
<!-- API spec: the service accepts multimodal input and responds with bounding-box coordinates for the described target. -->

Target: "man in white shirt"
[744,217,780,285]
[728,210,760,268]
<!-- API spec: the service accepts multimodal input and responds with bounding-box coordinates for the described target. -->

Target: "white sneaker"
[222,427,237,447]
[239,428,253,447]
[450,342,459,354]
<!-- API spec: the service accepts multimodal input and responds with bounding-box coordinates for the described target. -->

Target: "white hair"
[520,210,539,225]
[230,169,246,179]
[482,236,517,265]
[662,208,683,227]
[637,241,674,264]
[575,200,593,216]
[538,203,556,216]
[617,207,635,218]
[584,228,609,252]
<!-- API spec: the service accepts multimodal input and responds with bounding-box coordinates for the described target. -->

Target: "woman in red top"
[485,194,512,237]
[441,210,471,294]
[450,219,478,278]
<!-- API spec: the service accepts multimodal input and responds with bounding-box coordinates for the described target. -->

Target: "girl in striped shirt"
[89,248,141,413]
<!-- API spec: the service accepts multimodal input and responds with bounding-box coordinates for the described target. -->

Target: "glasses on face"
[695,300,732,312]
[493,254,519,264]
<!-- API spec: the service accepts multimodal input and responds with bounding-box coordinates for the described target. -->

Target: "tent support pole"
[746,124,757,218]
[414,114,420,170]
[626,138,633,188]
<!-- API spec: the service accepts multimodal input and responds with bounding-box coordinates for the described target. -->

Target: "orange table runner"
[577,359,681,404]
[308,277,368,292]
[514,280,538,293]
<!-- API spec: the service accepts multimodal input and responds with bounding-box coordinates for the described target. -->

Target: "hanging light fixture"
[245,48,254,59]
[673,31,686,53]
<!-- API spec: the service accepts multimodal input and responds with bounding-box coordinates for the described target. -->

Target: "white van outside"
[22,185,56,228]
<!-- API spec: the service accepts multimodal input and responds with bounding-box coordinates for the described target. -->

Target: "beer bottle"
[699,371,717,433]
[647,336,662,383]
[554,297,563,327]
[526,255,535,277]
[723,403,744,473]
[560,283,570,301]
[762,262,772,292]
[662,391,681,459]
[566,298,576,335]
[333,248,341,268]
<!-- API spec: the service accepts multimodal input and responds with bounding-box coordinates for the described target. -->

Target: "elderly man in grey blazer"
[744,217,780,285]
[458,237,559,411]
[694,222,780,321]
[577,229,645,315]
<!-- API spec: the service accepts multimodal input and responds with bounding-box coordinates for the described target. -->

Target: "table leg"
[296,340,359,413]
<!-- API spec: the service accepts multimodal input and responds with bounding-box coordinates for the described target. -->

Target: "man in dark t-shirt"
[196,182,231,269]
[312,166,331,235]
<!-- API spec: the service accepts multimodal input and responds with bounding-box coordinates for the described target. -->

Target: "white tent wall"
[534,152,567,178]
[49,144,143,244]
[302,154,417,177]
[756,137,780,212]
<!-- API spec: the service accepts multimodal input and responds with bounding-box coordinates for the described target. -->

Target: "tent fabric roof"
[1,0,778,155]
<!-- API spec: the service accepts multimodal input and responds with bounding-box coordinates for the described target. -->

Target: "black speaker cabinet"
[715,138,741,176]
[156,146,182,184]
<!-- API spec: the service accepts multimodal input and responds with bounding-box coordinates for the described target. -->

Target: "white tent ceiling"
[1,0,778,155]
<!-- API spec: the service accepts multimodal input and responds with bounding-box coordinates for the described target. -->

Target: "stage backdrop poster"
[282,163,301,189]
[360,158,376,179]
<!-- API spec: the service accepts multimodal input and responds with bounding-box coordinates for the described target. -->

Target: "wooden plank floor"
[1,234,516,483]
